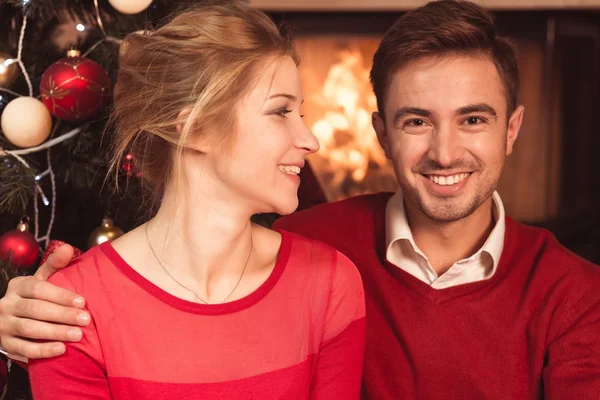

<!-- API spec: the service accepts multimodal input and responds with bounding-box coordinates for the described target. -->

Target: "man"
[1,1,599,398]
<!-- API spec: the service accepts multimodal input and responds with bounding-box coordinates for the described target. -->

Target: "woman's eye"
[275,109,292,117]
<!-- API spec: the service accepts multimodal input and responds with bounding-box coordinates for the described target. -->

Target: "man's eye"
[402,119,431,134]
[464,116,486,125]
[406,119,425,127]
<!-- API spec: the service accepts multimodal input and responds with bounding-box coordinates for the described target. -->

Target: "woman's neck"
[144,175,256,302]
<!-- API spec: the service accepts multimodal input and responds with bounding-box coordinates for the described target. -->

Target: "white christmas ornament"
[108,0,153,14]
[1,97,52,148]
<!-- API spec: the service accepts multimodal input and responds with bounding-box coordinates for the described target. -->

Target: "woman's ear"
[177,108,212,153]
[176,108,191,136]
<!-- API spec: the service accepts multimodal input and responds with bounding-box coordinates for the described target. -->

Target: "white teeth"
[278,165,301,175]
[428,173,470,186]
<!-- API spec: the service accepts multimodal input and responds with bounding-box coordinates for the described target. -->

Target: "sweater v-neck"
[373,194,518,303]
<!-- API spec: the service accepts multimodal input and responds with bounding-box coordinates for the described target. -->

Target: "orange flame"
[304,45,397,201]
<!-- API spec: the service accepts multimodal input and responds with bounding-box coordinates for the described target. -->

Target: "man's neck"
[405,198,495,275]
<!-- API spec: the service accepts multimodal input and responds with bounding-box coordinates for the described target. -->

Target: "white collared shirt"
[385,190,506,289]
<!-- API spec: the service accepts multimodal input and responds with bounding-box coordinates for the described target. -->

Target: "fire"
[301,43,397,201]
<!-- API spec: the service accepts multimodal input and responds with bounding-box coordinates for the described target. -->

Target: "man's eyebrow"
[456,103,497,118]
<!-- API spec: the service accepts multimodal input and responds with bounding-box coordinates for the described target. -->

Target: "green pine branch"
[0,155,37,214]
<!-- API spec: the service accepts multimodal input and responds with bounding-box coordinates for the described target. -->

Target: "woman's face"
[204,56,319,216]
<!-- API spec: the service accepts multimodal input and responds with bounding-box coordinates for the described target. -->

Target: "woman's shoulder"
[279,230,365,338]
[279,229,363,288]
[48,243,117,293]
[281,228,352,260]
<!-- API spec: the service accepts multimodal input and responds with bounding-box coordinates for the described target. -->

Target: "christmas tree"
[0,0,184,291]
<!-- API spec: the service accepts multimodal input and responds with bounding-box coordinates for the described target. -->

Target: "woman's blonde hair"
[109,1,298,209]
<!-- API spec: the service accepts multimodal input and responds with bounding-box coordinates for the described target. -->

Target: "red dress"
[29,230,366,399]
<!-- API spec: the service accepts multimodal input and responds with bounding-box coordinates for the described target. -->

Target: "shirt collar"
[385,189,506,268]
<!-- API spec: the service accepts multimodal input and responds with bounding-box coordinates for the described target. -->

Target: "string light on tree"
[40,49,110,123]
[50,13,90,52]
[0,52,19,87]
[1,96,52,148]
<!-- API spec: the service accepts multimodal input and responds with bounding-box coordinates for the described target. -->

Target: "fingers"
[34,244,75,281]
[1,336,66,360]
[10,317,83,342]
[9,277,86,309]
[0,251,88,362]
[6,353,28,363]
[14,298,89,327]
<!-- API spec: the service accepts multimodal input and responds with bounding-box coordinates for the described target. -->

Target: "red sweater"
[29,231,366,399]
[273,193,600,400]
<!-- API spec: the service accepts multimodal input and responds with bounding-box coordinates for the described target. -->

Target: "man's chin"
[416,195,477,223]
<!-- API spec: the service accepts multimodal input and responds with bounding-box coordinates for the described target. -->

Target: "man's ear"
[372,111,391,159]
[177,108,211,153]
[506,105,524,156]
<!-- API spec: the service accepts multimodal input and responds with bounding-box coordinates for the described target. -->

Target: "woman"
[24,2,366,398]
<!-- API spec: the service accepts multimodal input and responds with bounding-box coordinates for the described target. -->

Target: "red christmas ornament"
[40,49,111,122]
[0,217,40,269]
[40,240,82,266]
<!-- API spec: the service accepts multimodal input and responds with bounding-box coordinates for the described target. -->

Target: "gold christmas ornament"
[0,52,19,87]
[87,217,125,249]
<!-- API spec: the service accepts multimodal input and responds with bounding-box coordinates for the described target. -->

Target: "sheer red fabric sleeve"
[309,250,366,399]
[28,271,110,399]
